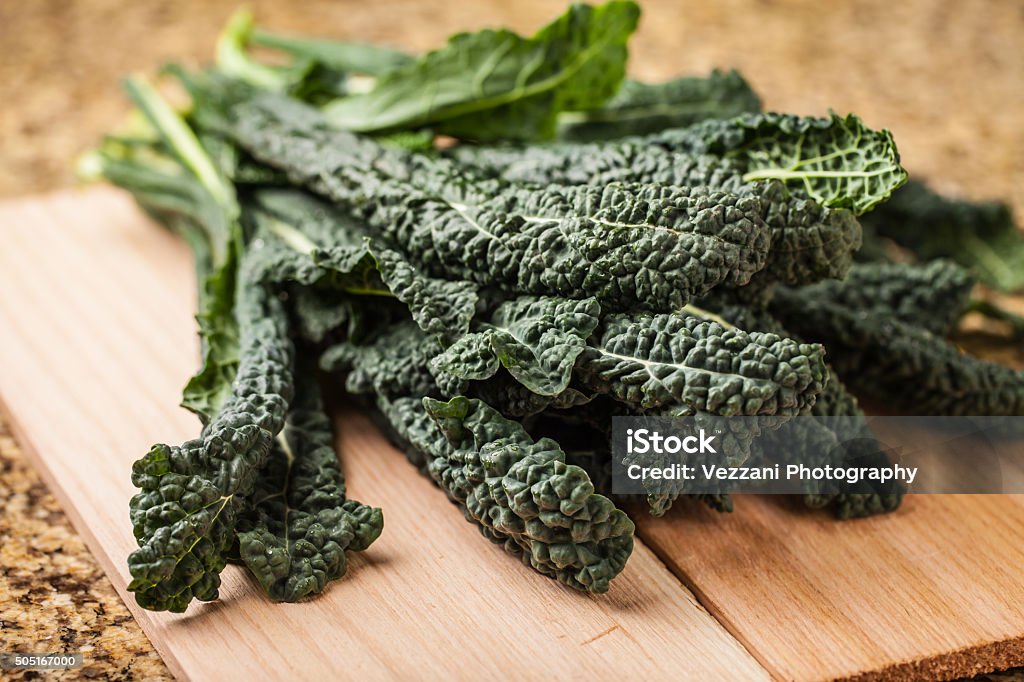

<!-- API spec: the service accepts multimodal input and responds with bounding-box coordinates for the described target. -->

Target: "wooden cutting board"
[1,188,1022,681]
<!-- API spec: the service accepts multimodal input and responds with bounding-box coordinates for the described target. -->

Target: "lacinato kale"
[771,278,1024,416]
[450,113,906,288]
[235,368,383,602]
[576,312,827,416]
[556,69,762,141]
[90,0,1022,614]
[128,257,294,612]
[418,396,635,593]
[433,295,602,396]
[860,180,1024,292]
[795,260,974,336]
[189,84,772,311]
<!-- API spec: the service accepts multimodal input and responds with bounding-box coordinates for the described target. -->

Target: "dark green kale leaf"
[250,189,479,337]
[645,112,908,215]
[454,111,908,286]
[321,321,463,400]
[393,396,635,593]
[800,372,905,519]
[859,180,1024,292]
[576,312,827,417]
[432,295,601,396]
[193,85,770,311]
[451,135,862,288]
[320,1,640,141]
[770,286,1024,416]
[556,69,761,141]
[691,302,904,518]
[128,269,294,612]
[235,370,382,602]
[801,260,974,336]
[576,308,826,516]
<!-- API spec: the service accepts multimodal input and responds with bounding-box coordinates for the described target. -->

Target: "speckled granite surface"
[0,414,171,681]
[0,1,1021,680]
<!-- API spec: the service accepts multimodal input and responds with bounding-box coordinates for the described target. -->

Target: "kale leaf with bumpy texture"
[250,189,479,337]
[771,285,1024,416]
[451,129,867,288]
[128,268,294,612]
[860,180,1024,292]
[576,312,827,417]
[192,84,771,311]
[798,260,974,336]
[645,112,908,215]
[692,301,905,518]
[235,370,383,602]
[432,295,601,396]
[453,111,906,216]
[419,396,635,593]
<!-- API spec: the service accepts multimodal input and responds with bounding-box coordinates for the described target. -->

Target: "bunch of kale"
[87,1,1024,612]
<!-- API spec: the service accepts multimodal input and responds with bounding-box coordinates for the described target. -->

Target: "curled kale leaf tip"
[128,280,294,612]
[236,381,383,602]
[433,295,601,396]
[422,396,635,593]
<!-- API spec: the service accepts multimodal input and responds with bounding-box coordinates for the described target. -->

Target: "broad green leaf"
[251,28,413,77]
[321,1,640,140]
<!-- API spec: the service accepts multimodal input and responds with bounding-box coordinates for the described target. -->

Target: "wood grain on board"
[1,188,1023,681]
[0,189,768,681]
[635,494,1024,681]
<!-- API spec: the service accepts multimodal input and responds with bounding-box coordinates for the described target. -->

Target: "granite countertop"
[0,1,1021,679]
[0,414,169,681]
